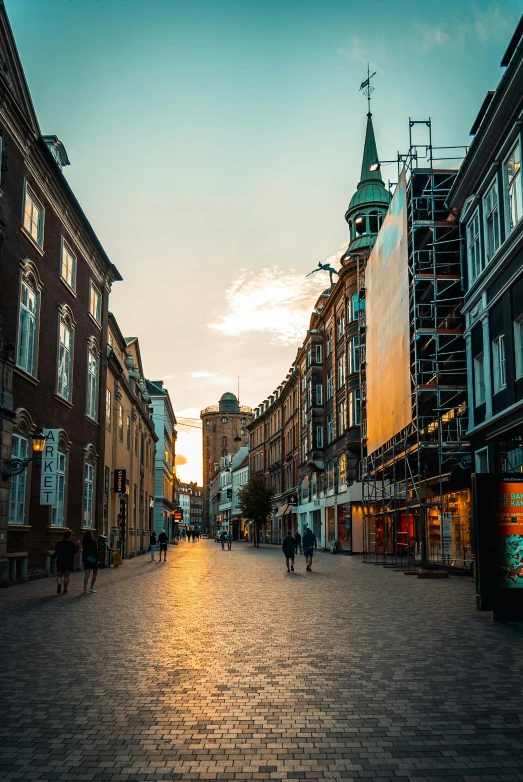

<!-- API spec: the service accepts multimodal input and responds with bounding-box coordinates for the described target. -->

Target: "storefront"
[426,489,472,569]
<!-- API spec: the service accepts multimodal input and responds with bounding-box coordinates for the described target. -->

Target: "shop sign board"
[114,469,126,494]
[474,473,523,620]
[40,428,60,505]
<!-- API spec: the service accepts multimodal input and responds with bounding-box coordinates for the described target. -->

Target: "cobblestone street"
[2,541,523,782]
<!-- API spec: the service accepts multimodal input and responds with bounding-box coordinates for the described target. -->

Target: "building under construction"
[359,123,472,570]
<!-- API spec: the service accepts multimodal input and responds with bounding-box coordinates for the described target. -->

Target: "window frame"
[475,447,489,474]
[473,353,486,406]
[483,179,501,263]
[89,280,102,326]
[60,237,77,293]
[51,450,67,528]
[504,139,523,234]
[16,274,39,377]
[466,207,482,284]
[83,462,95,528]
[86,339,100,422]
[492,334,507,394]
[56,309,75,402]
[7,434,29,525]
[514,316,523,381]
[316,383,323,405]
[22,180,44,248]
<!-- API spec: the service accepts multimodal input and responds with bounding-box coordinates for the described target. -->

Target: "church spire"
[359,112,384,186]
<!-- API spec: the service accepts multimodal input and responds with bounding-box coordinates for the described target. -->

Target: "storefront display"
[427,490,472,568]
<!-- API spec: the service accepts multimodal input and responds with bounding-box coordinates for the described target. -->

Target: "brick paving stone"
[2,541,523,782]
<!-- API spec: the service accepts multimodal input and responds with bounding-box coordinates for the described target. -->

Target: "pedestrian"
[82,530,99,593]
[187,528,191,542]
[52,529,80,594]
[226,531,233,550]
[282,530,296,573]
[150,531,157,561]
[158,529,168,562]
[302,526,317,572]
[294,529,302,555]
[220,531,226,550]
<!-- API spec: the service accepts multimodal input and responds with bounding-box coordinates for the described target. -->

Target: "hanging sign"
[114,469,127,494]
[40,428,59,505]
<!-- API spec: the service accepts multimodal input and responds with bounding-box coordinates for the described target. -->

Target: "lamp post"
[1,428,47,482]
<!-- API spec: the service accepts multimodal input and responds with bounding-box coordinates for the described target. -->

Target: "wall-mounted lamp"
[1,427,47,481]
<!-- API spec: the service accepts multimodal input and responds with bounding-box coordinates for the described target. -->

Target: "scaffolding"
[359,120,472,570]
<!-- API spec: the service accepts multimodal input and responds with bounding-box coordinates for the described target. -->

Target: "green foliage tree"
[237,471,275,547]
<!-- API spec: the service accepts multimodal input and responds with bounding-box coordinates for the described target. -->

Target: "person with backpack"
[82,530,99,593]
[158,529,168,562]
[282,530,297,573]
[150,531,157,561]
[53,529,80,594]
[302,526,317,572]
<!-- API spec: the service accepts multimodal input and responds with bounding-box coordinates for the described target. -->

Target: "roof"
[347,113,391,214]
[221,392,237,401]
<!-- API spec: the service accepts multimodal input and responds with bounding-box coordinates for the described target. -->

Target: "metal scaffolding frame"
[359,120,471,568]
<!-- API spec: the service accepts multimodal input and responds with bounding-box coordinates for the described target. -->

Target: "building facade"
[201,392,253,530]
[0,2,122,581]
[104,317,157,559]
[177,481,203,533]
[147,380,177,539]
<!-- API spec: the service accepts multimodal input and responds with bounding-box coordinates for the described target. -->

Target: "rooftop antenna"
[359,64,376,116]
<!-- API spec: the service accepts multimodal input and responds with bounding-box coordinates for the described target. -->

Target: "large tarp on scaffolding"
[366,168,411,454]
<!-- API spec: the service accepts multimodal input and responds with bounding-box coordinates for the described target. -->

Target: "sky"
[7,0,522,483]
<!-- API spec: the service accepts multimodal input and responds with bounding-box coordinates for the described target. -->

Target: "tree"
[237,471,275,547]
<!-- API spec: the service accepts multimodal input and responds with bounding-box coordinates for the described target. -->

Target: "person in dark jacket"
[294,530,302,555]
[158,529,168,562]
[53,529,80,594]
[150,531,157,561]
[82,530,99,593]
[302,527,317,572]
[282,531,297,573]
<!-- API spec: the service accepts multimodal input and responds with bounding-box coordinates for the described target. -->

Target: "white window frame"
[316,426,323,448]
[473,353,485,406]
[349,389,361,427]
[105,388,112,430]
[8,434,29,525]
[337,355,345,388]
[22,181,44,247]
[60,238,77,292]
[86,344,99,421]
[16,277,38,376]
[83,462,95,528]
[492,334,507,393]
[483,180,500,263]
[316,384,323,405]
[326,370,333,401]
[466,208,482,283]
[505,140,523,233]
[57,316,74,401]
[51,452,67,527]
[326,333,332,357]
[327,413,334,444]
[89,281,102,325]
[315,344,322,363]
[338,400,346,435]
[515,316,523,381]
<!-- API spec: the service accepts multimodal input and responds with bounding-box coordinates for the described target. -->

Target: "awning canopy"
[274,503,297,518]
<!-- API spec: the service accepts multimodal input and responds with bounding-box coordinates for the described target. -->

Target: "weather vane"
[359,64,376,115]
[306,261,339,287]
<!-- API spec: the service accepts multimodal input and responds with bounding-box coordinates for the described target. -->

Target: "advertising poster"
[492,480,523,588]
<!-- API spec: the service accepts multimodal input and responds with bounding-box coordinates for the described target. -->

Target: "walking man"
[53,529,80,594]
[220,531,226,550]
[282,530,296,573]
[294,529,302,555]
[187,528,192,542]
[302,526,317,572]
[82,530,99,593]
[226,531,233,550]
[150,531,157,561]
[158,529,168,562]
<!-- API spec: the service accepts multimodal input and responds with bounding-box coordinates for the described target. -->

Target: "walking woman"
[82,530,99,593]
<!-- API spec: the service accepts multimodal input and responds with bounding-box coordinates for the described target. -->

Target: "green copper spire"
[360,112,383,185]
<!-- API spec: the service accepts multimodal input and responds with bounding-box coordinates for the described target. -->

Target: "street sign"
[174,509,183,521]
[114,469,126,493]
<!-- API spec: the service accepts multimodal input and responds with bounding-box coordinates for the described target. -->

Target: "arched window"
[327,460,335,490]
[241,417,246,424]
[57,304,76,401]
[86,337,101,421]
[339,454,347,486]
[355,213,367,235]
[221,436,228,448]
[17,262,42,376]
[368,210,383,234]
[83,444,97,528]
[222,417,227,423]
[8,408,36,526]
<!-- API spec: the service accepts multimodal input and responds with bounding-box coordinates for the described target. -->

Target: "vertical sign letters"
[40,428,59,505]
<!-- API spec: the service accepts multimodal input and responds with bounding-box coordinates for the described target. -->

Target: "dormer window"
[43,135,71,171]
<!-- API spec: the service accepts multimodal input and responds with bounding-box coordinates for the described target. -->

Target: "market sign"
[40,428,60,505]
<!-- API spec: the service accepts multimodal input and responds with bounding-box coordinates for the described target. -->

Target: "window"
[505,142,522,232]
[89,281,102,324]
[241,417,246,424]
[327,461,335,489]
[61,240,77,291]
[348,389,361,427]
[483,181,500,262]
[315,344,322,363]
[348,336,360,375]
[126,416,131,449]
[86,342,99,420]
[338,400,347,435]
[350,292,362,322]
[8,434,28,525]
[105,389,112,430]
[337,314,345,339]
[222,417,227,424]
[17,277,39,375]
[51,452,67,527]
[307,380,312,408]
[316,426,323,448]
[339,454,347,486]
[118,404,124,441]
[466,209,482,283]
[316,384,323,405]
[492,334,506,393]
[475,448,489,473]
[57,317,73,401]
[83,463,94,527]
[326,370,333,400]
[515,317,523,380]
[474,354,485,406]
[240,428,245,435]
[327,413,334,444]
[23,183,43,246]
[326,333,332,357]
[337,355,346,388]
[134,424,138,456]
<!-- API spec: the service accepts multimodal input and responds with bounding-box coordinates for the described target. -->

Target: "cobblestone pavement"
[2,541,523,782]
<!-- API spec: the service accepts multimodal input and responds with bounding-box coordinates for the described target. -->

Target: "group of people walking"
[282,527,317,572]
[52,529,99,594]
[218,530,233,550]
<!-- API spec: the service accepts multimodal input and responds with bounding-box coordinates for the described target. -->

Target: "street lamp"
[1,428,47,481]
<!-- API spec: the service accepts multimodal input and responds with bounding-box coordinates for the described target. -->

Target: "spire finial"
[359,64,376,115]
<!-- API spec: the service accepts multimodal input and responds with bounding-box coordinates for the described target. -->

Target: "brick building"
[0,2,121,581]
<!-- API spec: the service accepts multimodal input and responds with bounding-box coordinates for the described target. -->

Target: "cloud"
[208,248,346,347]
[175,454,187,466]
[413,4,516,51]
[176,406,202,420]
[190,371,217,378]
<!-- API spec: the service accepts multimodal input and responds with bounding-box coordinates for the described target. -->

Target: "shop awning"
[274,503,296,518]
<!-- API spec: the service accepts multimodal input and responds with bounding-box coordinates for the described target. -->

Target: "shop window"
[483,180,500,261]
[492,334,506,393]
[474,353,485,406]
[339,454,347,486]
